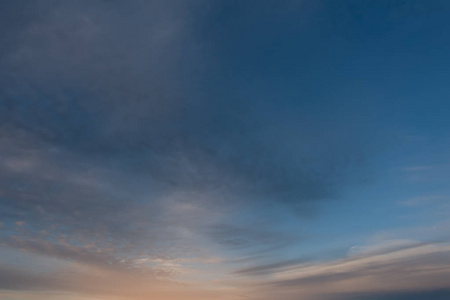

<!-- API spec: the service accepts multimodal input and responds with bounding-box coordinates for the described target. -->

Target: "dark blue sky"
[1,1,450,300]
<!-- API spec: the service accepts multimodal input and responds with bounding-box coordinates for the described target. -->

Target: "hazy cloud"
[2,1,435,300]
[240,240,450,300]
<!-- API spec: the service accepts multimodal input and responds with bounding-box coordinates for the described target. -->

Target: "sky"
[1,1,450,299]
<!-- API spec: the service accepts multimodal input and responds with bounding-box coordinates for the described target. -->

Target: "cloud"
[207,223,297,252]
[234,257,309,276]
[0,243,235,300]
[2,237,125,270]
[238,240,450,300]
[0,1,380,299]
[327,289,450,300]
[0,264,61,291]
[400,195,449,207]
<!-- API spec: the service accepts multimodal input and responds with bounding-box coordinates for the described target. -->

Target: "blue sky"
[1,1,450,300]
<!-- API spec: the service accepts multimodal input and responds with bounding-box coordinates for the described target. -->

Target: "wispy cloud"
[400,195,449,207]
[236,240,450,300]
[2,1,449,299]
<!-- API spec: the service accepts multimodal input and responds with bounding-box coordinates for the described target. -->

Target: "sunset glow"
[1,1,450,300]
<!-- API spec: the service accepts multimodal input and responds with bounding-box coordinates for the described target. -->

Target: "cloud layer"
[1,1,450,300]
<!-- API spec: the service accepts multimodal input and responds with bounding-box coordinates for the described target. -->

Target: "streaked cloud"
[1,1,450,299]
[237,240,450,300]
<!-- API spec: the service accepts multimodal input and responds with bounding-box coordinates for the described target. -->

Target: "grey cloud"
[207,222,301,254]
[3,237,120,269]
[235,257,309,276]
[0,0,373,272]
[230,242,450,300]
[272,269,360,287]
[0,130,181,260]
[326,289,450,300]
[209,224,276,248]
[0,264,66,291]
[1,238,177,281]
[0,0,363,200]
[0,259,176,297]
[0,0,201,151]
[249,241,450,300]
